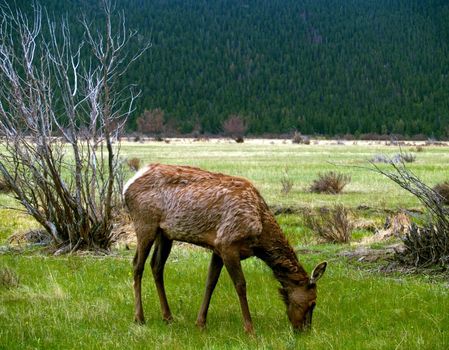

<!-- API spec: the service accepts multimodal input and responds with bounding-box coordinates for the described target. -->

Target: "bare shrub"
[400,153,416,163]
[400,224,449,267]
[433,182,449,205]
[9,229,52,246]
[371,161,449,268]
[137,108,165,137]
[310,172,351,194]
[292,131,309,144]
[280,167,293,195]
[0,268,19,289]
[133,135,142,142]
[304,205,353,243]
[0,1,149,252]
[370,154,391,163]
[127,158,141,172]
[370,153,415,164]
[222,115,248,142]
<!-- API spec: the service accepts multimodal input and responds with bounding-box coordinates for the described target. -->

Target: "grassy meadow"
[1,139,449,349]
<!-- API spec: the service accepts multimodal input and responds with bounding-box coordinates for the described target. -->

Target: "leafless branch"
[0,0,148,251]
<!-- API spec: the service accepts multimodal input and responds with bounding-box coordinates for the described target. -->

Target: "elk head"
[279,261,327,331]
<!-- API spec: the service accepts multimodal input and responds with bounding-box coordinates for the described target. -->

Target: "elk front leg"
[222,250,254,334]
[196,252,223,329]
[150,232,173,322]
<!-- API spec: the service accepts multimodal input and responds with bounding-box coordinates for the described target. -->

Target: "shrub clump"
[0,268,20,289]
[371,161,449,268]
[0,176,13,193]
[127,157,141,172]
[310,171,351,194]
[292,131,310,145]
[370,153,416,164]
[400,152,416,163]
[433,182,449,205]
[280,167,293,195]
[222,114,248,142]
[303,205,353,243]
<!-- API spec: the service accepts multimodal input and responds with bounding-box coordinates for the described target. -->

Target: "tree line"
[14,0,449,137]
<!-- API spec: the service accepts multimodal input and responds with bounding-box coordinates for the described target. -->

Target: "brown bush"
[371,160,449,268]
[292,131,310,145]
[0,267,19,289]
[304,205,353,243]
[400,152,416,163]
[310,171,351,194]
[127,157,141,172]
[222,114,248,141]
[136,108,165,136]
[0,176,12,194]
[433,182,449,205]
[280,167,293,195]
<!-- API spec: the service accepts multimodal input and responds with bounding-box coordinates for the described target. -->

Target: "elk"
[124,164,327,333]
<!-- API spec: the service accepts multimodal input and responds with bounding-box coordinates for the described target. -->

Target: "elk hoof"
[163,315,174,324]
[195,319,206,330]
[134,316,145,325]
[244,323,255,335]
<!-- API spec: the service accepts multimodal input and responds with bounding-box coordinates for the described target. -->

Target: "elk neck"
[254,218,309,288]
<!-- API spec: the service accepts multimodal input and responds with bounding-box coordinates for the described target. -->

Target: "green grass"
[1,140,449,349]
[119,141,449,210]
[1,248,448,349]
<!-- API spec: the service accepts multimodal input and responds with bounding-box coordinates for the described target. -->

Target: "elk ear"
[309,261,327,285]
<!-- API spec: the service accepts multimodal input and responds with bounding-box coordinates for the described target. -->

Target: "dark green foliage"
[12,0,449,136]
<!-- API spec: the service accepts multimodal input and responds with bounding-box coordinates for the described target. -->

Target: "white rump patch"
[123,165,151,196]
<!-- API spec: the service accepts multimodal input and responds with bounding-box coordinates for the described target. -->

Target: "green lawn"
[1,247,448,349]
[1,140,449,349]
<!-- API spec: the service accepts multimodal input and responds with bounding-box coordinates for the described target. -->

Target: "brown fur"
[124,163,326,333]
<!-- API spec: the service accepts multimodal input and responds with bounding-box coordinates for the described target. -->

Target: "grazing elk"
[124,164,327,333]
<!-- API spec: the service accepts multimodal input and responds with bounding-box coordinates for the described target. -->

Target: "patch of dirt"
[362,212,412,244]
[352,218,378,232]
[111,214,136,249]
[8,229,52,246]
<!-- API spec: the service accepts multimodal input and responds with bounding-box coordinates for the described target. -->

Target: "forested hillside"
[13,0,449,137]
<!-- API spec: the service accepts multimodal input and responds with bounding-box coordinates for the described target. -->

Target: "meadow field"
[1,140,449,349]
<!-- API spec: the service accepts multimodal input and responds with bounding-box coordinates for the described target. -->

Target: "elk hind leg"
[150,230,173,322]
[133,225,157,324]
